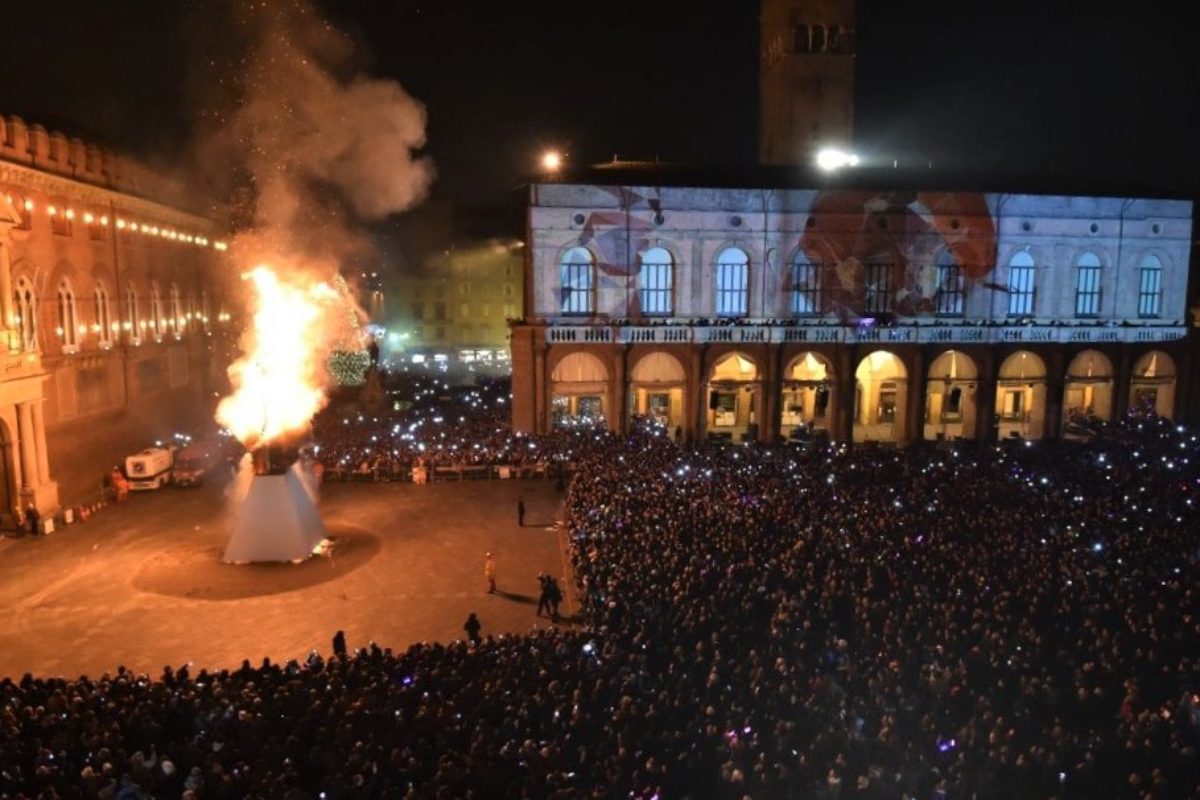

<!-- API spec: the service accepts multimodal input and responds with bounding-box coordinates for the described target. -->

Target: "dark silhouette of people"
[536,574,551,616]
[517,499,526,527]
[25,505,39,537]
[331,630,347,659]
[546,576,563,621]
[463,613,481,645]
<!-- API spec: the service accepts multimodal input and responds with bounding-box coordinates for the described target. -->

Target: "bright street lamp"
[815,147,860,171]
[541,150,563,171]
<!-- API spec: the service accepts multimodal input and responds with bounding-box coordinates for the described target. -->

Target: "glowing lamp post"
[815,147,860,172]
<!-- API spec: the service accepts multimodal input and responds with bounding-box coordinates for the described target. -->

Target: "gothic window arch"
[13,276,37,351]
[57,278,79,349]
[95,281,113,346]
[169,284,183,336]
[149,284,164,339]
[125,284,140,342]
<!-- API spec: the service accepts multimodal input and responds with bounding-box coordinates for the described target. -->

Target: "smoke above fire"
[199,0,434,446]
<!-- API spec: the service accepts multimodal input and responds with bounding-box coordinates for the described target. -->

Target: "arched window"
[95,281,113,346]
[125,285,140,342]
[811,24,826,53]
[169,284,183,336]
[790,251,821,315]
[13,276,37,351]
[1075,252,1102,317]
[559,247,594,315]
[149,284,164,339]
[638,247,673,315]
[863,255,893,315]
[1007,251,1036,316]
[715,247,749,316]
[1137,254,1163,318]
[793,24,810,54]
[934,251,964,315]
[9,193,32,231]
[57,279,79,349]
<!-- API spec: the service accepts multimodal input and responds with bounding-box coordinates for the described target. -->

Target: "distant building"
[388,241,523,354]
[760,0,855,165]
[510,170,1195,443]
[0,113,233,521]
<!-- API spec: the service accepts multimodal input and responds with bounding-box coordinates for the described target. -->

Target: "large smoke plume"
[196,0,433,444]
[195,0,434,266]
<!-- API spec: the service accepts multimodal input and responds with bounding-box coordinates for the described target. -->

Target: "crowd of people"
[310,377,577,482]
[1,403,1198,798]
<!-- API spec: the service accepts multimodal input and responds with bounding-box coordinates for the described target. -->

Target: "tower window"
[793,24,809,54]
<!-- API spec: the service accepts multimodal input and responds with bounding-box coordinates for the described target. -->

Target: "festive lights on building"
[1,194,229,249]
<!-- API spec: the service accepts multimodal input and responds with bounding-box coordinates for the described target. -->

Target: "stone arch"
[996,350,1047,440]
[550,351,608,427]
[781,352,835,439]
[706,351,761,442]
[0,416,16,525]
[1130,350,1175,419]
[853,350,907,443]
[925,350,979,441]
[1063,349,1114,431]
[629,351,686,431]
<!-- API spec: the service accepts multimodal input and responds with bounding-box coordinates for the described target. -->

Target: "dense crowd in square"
[1,391,1197,798]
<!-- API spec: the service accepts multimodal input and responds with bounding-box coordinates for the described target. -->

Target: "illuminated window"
[1137,255,1163,318]
[149,285,164,338]
[13,276,38,351]
[169,284,183,335]
[790,254,821,315]
[11,194,32,231]
[934,253,964,316]
[50,205,72,237]
[864,259,892,314]
[638,247,673,315]
[1074,252,1102,317]
[95,282,112,346]
[57,279,79,349]
[559,246,594,315]
[1007,252,1036,316]
[715,247,749,316]
[125,285,140,341]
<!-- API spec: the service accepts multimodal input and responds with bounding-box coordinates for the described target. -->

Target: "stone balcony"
[542,320,1187,346]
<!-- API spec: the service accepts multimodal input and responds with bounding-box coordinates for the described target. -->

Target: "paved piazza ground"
[0,479,571,677]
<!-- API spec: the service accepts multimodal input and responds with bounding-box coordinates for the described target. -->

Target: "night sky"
[1,0,1197,208]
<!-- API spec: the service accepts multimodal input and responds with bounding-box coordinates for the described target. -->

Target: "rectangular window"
[715,262,748,316]
[935,264,964,315]
[1075,265,1102,317]
[790,260,821,315]
[434,303,447,321]
[560,262,594,315]
[1002,390,1025,420]
[411,303,424,321]
[1138,266,1162,318]
[1008,265,1036,316]
[864,262,892,314]
[877,384,897,422]
[639,261,673,315]
[51,211,72,237]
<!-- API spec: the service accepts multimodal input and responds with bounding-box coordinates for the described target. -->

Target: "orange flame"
[216,265,341,449]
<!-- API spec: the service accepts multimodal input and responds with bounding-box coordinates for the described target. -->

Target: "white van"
[125,447,174,490]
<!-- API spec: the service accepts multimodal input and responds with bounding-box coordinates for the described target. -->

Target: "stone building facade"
[760,0,855,164]
[511,179,1193,444]
[0,113,231,521]
[389,241,523,354]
